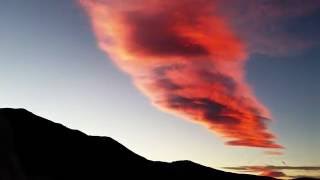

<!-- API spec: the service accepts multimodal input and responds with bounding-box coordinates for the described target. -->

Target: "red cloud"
[78,0,284,148]
[261,170,286,178]
[225,166,286,178]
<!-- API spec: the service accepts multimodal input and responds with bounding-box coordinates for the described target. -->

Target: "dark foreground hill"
[0,108,275,180]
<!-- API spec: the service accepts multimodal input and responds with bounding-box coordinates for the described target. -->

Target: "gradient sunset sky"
[1,0,319,178]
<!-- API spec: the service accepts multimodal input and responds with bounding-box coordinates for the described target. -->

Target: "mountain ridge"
[0,108,276,179]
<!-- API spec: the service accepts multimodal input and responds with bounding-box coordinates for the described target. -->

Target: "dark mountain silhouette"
[0,108,276,180]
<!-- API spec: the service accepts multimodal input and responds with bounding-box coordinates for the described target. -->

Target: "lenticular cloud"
[79,0,283,149]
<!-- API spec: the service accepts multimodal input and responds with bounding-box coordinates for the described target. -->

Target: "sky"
[0,0,319,178]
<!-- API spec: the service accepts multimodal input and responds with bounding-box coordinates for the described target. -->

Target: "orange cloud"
[78,0,283,148]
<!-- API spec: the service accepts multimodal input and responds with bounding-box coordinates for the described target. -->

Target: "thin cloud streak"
[224,165,320,178]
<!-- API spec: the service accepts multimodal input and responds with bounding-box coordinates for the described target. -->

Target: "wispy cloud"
[224,165,320,178]
[225,165,320,171]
